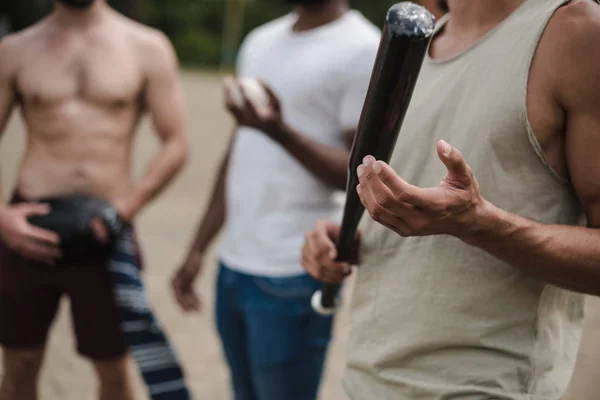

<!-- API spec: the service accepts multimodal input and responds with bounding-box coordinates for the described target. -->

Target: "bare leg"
[0,348,45,400]
[93,355,136,400]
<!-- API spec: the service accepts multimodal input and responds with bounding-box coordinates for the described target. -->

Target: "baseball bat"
[311,2,435,315]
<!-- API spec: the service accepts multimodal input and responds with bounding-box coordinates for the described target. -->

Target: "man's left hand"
[357,140,485,239]
[224,78,287,140]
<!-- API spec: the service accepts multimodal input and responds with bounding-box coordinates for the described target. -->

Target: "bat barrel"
[313,2,435,315]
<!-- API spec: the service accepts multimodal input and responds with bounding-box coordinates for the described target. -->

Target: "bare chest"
[16,36,144,107]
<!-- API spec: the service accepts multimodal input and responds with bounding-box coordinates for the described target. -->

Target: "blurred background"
[0,0,398,68]
[1,1,600,399]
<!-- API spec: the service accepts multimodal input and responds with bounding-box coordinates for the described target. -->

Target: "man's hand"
[224,78,286,140]
[171,252,202,313]
[357,140,483,239]
[0,203,62,265]
[112,197,137,223]
[301,220,357,284]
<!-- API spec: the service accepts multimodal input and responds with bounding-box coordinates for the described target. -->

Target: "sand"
[0,71,597,400]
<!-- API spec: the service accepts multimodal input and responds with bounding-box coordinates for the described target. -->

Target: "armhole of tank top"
[433,14,451,36]
[522,0,572,187]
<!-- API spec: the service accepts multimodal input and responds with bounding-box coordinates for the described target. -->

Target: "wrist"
[457,199,502,245]
[114,196,142,222]
[266,120,291,143]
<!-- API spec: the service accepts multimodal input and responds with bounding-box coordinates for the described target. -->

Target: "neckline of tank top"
[426,0,533,65]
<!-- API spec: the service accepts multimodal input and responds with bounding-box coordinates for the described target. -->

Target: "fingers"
[15,202,51,217]
[238,84,263,119]
[20,242,62,265]
[90,217,109,244]
[370,158,428,209]
[301,249,349,284]
[310,220,338,260]
[171,274,201,313]
[437,140,473,188]
[26,225,61,247]
[356,183,412,232]
[301,221,351,284]
[357,157,416,215]
[223,76,246,121]
[257,80,280,110]
[14,202,61,245]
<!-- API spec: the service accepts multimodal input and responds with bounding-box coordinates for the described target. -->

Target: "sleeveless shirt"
[343,1,587,399]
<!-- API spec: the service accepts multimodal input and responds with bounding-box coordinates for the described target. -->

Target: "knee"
[2,349,44,387]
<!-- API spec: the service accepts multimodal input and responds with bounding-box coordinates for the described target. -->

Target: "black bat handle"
[312,2,435,315]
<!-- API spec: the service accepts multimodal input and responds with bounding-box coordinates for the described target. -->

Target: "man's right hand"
[301,220,358,284]
[0,203,61,265]
[171,252,202,313]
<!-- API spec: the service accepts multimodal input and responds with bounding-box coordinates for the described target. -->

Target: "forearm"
[464,201,600,295]
[187,184,225,259]
[124,135,188,218]
[185,150,230,260]
[273,124,350,190]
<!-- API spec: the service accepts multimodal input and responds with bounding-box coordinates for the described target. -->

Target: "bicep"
[143,35,187,142]
[565,110,600,226]
[555,3,600,226]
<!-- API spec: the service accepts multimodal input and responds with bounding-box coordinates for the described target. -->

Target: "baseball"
[224,76,271,114]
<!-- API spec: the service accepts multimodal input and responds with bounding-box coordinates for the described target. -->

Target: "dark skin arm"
[172,76,359,310]
[352,2,600,296]
[171,133,234,312]
[225,78,355,190]
[276,126,355,190]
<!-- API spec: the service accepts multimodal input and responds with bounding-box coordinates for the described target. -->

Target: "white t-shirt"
[218,10,380,277]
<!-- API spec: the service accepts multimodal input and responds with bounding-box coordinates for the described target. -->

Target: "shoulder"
[241,14,293,49]
[343,10,381,42]
[545,0,600,56]
[334,12,380,73]
[336,11,381,60]
[0,22,44,78]
[123,17,176,56]
[116,16,179,72]
[542,0,600,106]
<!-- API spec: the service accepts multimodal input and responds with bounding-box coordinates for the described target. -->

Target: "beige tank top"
[343,1,587,399]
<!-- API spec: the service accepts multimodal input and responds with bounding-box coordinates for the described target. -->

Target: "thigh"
[0,245,62,350]
[64,264,127,361]
[243,274,334,400]
[216,264,258,400]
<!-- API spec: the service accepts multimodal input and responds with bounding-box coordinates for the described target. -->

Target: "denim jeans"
[216,262,334,400]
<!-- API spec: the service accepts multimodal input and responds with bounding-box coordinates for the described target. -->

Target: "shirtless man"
[302,0,600,399]
[0,1,188,399]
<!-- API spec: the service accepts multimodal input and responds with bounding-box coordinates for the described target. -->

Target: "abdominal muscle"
[15,97,141,203]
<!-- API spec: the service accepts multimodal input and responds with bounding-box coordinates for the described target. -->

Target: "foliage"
[2,0,411,67]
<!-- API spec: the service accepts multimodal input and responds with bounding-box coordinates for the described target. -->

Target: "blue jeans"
[216,262,334,400]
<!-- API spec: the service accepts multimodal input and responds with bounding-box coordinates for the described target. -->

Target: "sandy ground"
[0,71,599,400]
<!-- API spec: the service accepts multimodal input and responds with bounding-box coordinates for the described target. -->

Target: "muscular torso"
[6,13,150,201]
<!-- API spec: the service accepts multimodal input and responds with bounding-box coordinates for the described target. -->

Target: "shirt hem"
[218,251,308,278]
